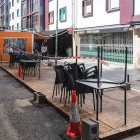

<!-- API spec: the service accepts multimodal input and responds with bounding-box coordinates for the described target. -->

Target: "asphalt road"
[0,68,68,140]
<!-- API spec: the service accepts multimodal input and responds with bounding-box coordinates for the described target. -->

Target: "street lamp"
[55,0,58,65]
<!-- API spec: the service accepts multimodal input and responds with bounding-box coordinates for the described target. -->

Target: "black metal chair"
[52,65,66,99]
[19,53,39,75]
[64,68,96,108]
[63,62,98,109]
[64,62,98,80]
[9,51,26,68]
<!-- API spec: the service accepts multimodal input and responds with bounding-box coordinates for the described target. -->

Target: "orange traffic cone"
[18,66,23,77]
[66,90,81,139]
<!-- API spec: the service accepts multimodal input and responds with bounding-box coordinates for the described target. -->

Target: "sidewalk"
[1,60,140,139]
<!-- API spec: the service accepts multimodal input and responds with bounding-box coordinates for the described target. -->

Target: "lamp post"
[55,0,58,65]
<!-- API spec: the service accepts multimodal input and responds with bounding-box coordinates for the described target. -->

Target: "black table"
[76,78,128,125]
[19,60,40,80]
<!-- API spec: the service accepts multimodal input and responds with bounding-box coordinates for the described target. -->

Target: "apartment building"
[47,0,140,67]
[9,0,21,30]
[0,0,9,28]
[21,0,45,32]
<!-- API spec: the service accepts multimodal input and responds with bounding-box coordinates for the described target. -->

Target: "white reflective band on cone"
[70,103,80,122]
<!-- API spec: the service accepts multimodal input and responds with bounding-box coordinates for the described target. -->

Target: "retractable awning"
[130,21,140,29]
[76,24,130,34]
[42,29,67,37]
[34,32,50,39]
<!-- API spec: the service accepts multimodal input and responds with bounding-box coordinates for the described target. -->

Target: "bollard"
[82,118,99,140]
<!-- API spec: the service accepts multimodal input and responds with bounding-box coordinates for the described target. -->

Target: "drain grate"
[3,74,9,77]
[12,83,23,88]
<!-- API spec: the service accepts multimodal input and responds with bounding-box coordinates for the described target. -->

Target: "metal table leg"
[96,89,99,121]
[124,87,127,125]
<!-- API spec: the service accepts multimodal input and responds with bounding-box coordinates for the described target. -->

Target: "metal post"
[72,0,76,57]
[100,45,103,78]
[124,88,127,125]
[55,0,58,65]
[0,53,2,66]
[32,31,34,54]
[96,90,99,121]
[97,46,100,87]
[76,46,78,79]
[124,47,128,83]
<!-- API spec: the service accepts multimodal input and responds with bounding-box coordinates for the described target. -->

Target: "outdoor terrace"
[0,60,140,139]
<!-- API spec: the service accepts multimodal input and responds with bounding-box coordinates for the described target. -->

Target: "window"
[59,7,67,22]
[17,9,19,17]
[17,23,19,30]
[48,11,54,24]
[22,2,27,16]
[32,0,38,12]
[12,25,14,30]
[17,0,19,3]
[22,18,27,28]
[9,14,11,21]
[82,0,93,17]
[33,14,38,23]
[12,0,14,7]
[134,0,140,15]
[12,12,14,19]
[32,14,38,30]
[106,0,119,11]
[9,2,11,9]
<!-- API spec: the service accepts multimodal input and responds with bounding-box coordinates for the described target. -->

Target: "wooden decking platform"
[1,62,140,139]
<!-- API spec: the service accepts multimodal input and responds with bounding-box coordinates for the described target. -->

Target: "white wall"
[48,0,120,31]
[48,0,73,31]
[9,0,21,30]
[133,30,140,69]
[75,0,120,29]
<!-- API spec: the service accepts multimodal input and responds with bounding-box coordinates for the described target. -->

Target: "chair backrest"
[64,62,98,79]
[53,65,65,85]
[64,68,78,90]
[64,62,85,79]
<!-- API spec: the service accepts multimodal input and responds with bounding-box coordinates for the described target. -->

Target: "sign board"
[67,27,73,34]
[134,25,140,29]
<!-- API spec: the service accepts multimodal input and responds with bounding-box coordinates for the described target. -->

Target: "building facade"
[47,0,137,65]
[75,0,134,64]
[1,0,140,67]
[0,0,9,28]
[9,0,21,30]
[21,0,45,32]
[120,0,140,68]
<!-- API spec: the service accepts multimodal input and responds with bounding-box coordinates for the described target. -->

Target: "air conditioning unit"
[82,118,99,140]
